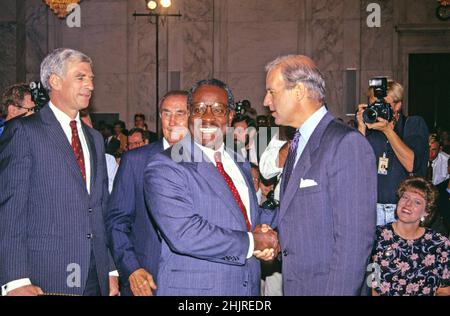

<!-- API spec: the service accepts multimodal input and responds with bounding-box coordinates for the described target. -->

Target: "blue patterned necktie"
[282,130,301,193]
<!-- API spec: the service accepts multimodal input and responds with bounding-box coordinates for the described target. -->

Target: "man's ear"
[294,83,306,102]
[49,74,62,91]
[228,110,234,125]
[7,104,17,116]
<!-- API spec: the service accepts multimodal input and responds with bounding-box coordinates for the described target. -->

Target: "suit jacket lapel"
[279,112,334,219]
[181,137,251,231]
[196,161,250,230]
[40,105,87,189]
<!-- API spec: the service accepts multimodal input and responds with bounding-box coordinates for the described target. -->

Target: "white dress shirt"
[49,102,92,193]
[105,154,118,194]
[2,103,93,295]
[195,142,255,259]
[294,105,328,168]
[163,137,170,150]
[431,151,450,185]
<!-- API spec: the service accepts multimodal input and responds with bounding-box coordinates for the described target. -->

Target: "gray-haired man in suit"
[263,55,377,295]
[0,48,117,296]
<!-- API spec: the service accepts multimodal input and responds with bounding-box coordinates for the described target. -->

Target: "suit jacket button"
[86,233,93,239]
[283,249,288,256]
[88,208,93,213]
[243,281,248,287]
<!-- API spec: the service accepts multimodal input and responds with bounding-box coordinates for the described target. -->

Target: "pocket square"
[299,178,318,188]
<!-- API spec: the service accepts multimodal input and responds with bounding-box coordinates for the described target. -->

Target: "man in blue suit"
[105,90,190,296]
[263,55,377,295]
[0,48,115,296]
[144,79,278,296]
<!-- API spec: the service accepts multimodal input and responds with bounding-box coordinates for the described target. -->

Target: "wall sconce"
[146,0,172,11]
[135,1,181,136]
[147,1,158,10]
[436,0,450,21]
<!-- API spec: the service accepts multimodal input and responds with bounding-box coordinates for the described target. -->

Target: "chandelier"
[43,0,82,18]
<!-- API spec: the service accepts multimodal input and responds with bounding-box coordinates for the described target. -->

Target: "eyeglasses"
[14,105,36,113]
[127,141,144,149]
[160,110,188,120]
[191,102,228,117]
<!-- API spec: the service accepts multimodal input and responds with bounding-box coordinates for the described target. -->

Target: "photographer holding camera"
[356,79,429,226]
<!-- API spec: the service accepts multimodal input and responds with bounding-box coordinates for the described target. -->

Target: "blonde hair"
[387,80,403,103]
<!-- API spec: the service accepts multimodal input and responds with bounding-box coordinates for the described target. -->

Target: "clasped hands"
[252,224,280,261]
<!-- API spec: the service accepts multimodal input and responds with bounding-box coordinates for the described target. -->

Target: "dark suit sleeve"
[258,206,279,229]
[0,121,32,285]
[144,154,250,265]
[326,131,377,295]
[105,152,141,279]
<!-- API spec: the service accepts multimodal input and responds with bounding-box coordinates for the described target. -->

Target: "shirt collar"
[48,101,81,127]
[298,106,327,142]
[195,142,225,164]
[163,137,170,150]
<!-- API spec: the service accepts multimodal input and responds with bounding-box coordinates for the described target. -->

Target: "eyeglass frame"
[13,104,37,113]
[190,102,230,117]
[159,109,189,121]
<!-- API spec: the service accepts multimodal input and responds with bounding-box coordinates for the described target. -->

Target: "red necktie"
[70,120,86,182]
[214,152,251,231]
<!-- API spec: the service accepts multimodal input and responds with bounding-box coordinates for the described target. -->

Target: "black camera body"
[362,77,393,124]
[261,190,279,210]
[29,81,50,112]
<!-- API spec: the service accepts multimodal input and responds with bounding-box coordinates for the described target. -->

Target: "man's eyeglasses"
[191,102,228,117]
[160,110,188,120]
[14,105,36,113]
[127,141,144,149]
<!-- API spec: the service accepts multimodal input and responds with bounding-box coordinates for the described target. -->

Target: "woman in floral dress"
[370,176,450,296]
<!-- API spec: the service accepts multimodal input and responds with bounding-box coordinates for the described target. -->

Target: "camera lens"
[362,107,378,124]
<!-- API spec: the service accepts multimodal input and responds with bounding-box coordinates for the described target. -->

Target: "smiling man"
[106,90,190,296]
[0,48,115,296]
[143,79,278,296]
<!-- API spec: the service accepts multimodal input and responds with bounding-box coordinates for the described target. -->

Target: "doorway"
[408,53,450,132]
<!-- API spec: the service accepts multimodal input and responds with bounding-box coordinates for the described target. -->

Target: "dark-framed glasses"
[14,105,37,113]
[191,102,228,117]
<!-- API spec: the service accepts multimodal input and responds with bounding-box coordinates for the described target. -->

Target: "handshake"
[252,224,280,261]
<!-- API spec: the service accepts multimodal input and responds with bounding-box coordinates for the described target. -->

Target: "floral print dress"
[370,223,450,296]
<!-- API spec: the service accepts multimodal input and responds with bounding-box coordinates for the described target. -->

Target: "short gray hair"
[265,54,326,103]
[40,48,92,92]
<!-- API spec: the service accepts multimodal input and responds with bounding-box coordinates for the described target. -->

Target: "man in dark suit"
[263,55,377,295]
[143,79,278,296]
[102,124,120,156]
[105,90,190,296]
[0,48,116,296]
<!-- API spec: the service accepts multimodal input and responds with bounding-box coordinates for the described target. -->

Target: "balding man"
[106,90,190,296]
[263,55,377,295]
